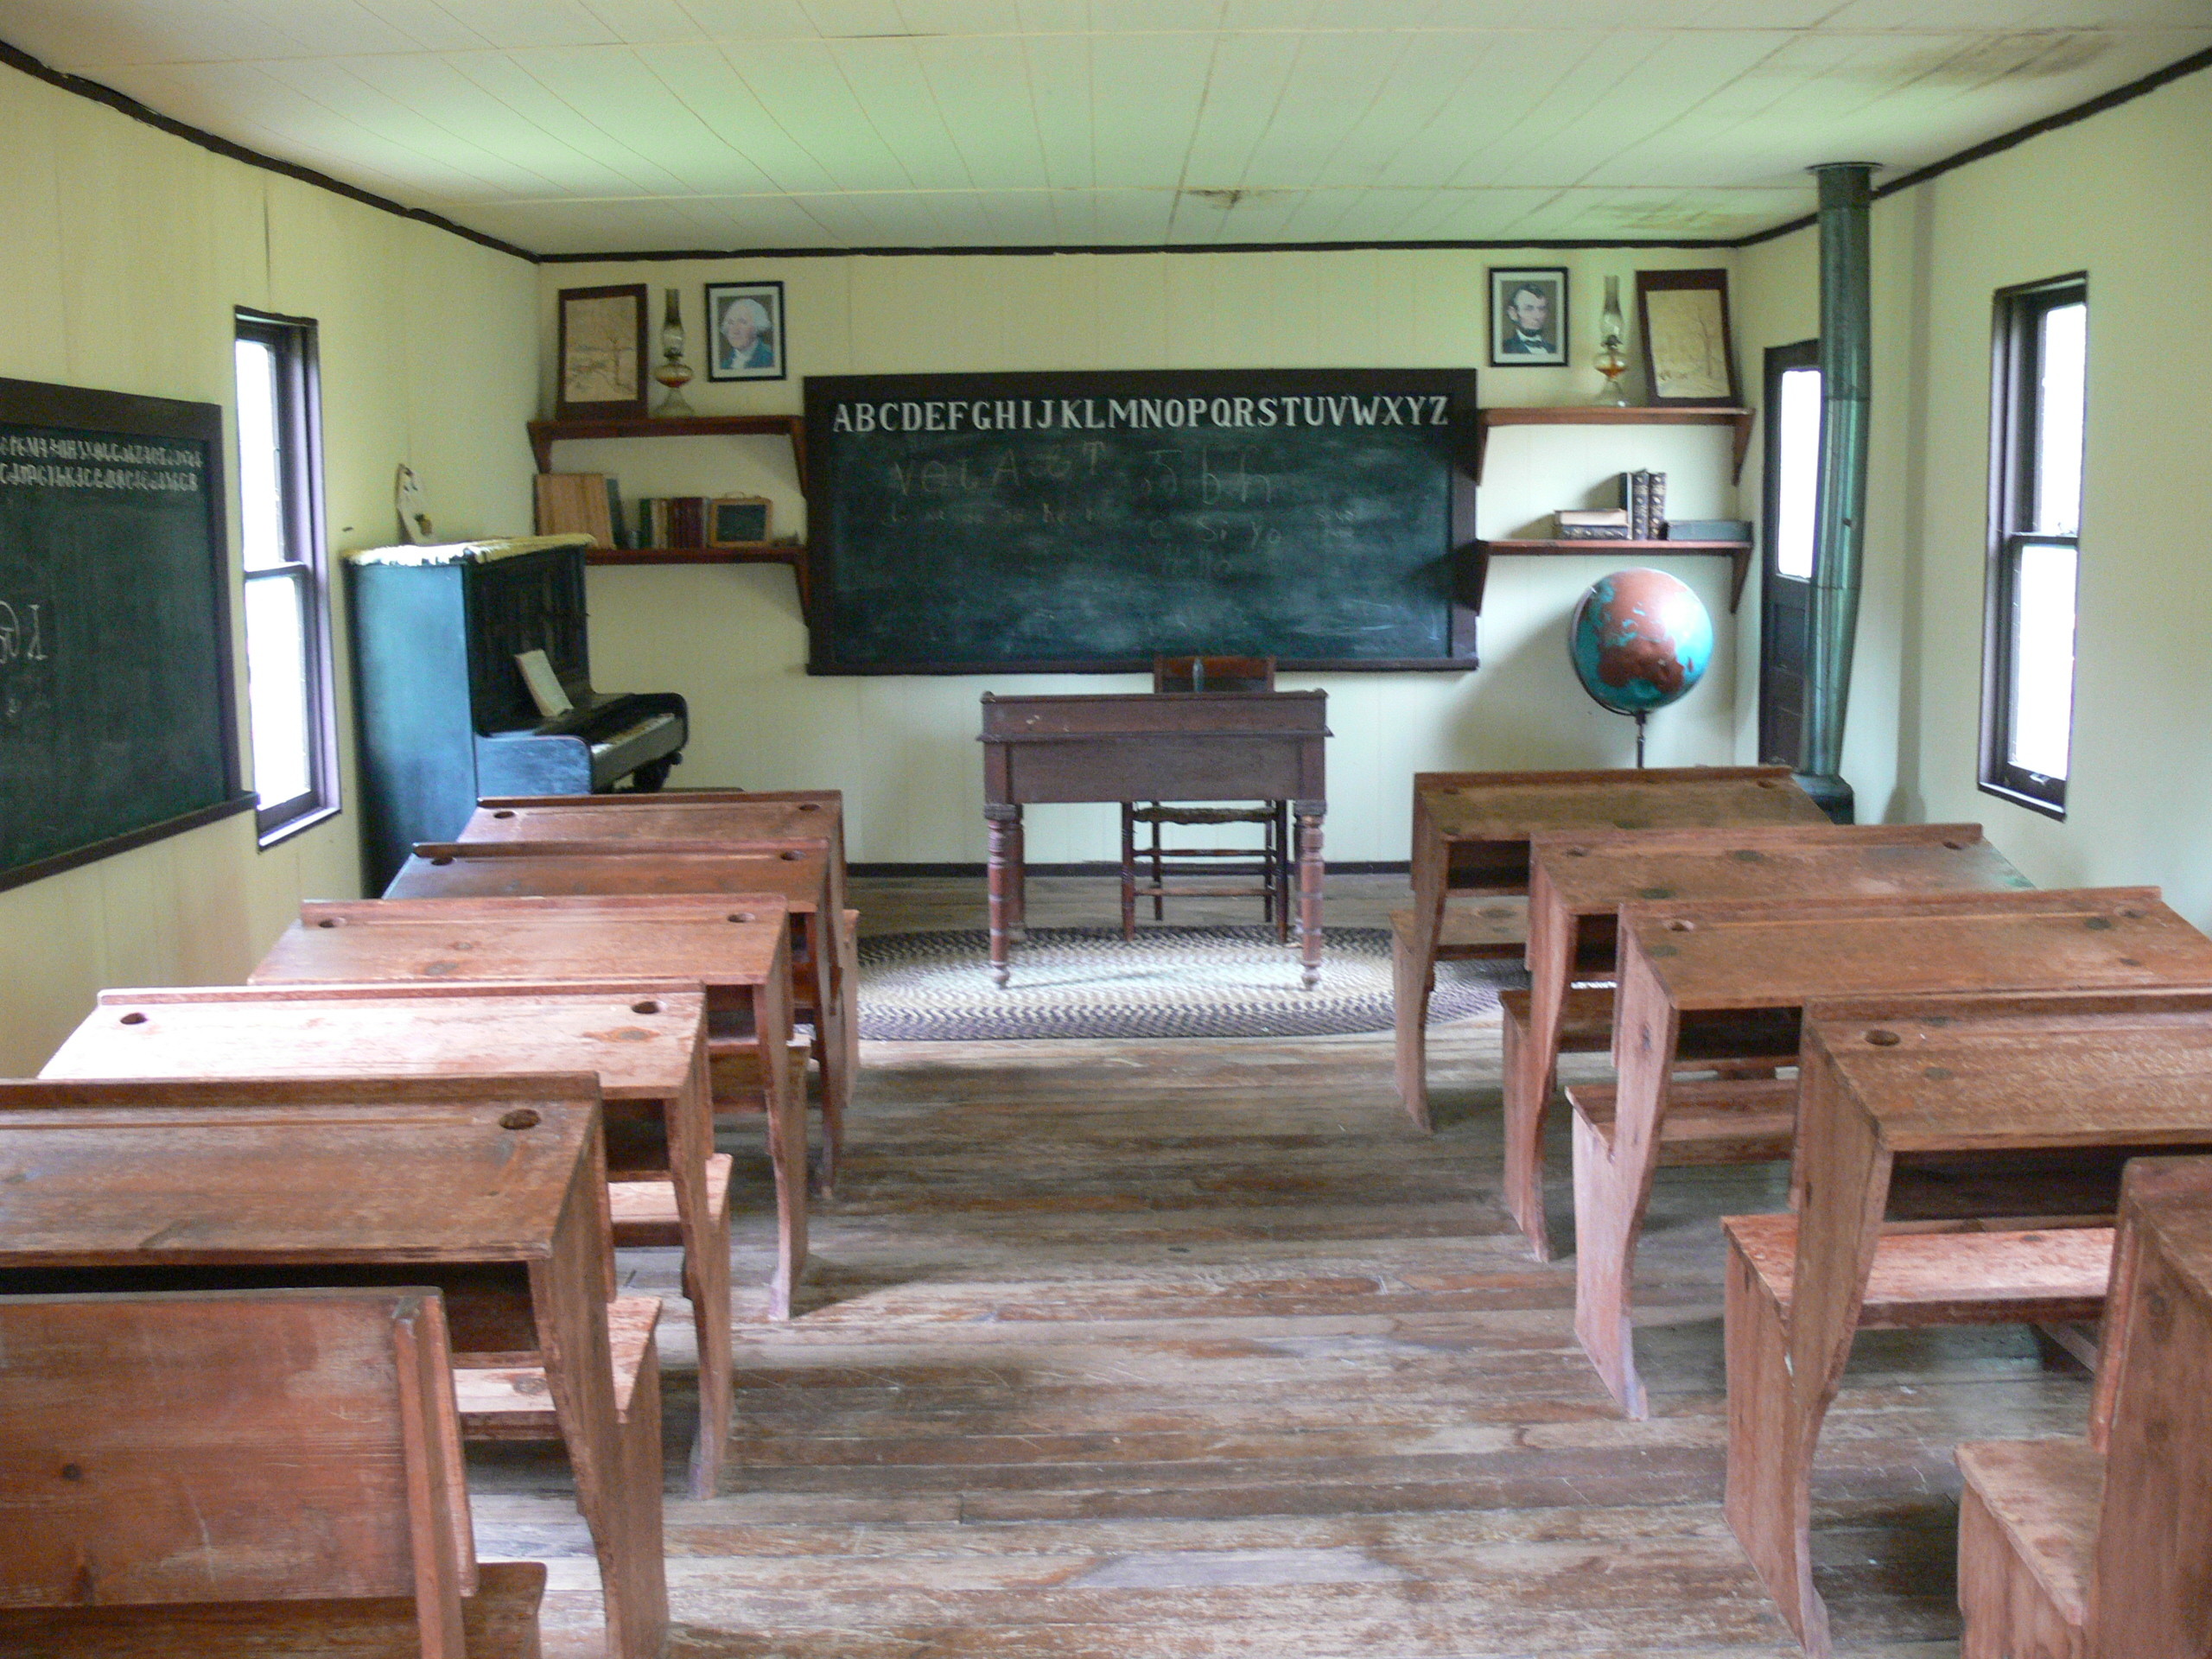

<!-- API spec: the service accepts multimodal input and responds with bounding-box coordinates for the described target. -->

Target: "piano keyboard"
[588,712,679,756]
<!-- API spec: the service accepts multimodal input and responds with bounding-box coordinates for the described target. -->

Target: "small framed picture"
[705,281,786,382]
[1488,268,1567,366]
[1636,269,1740,405]
[555,283,649,419]
[708,496,772,547]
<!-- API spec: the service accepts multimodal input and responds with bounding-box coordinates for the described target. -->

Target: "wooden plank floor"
[471,874,2093,1658]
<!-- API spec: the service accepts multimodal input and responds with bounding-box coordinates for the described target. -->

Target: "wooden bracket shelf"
[527,413,807,489]
[585,542,809,603]
[1472,405,1754,486]
[1462,538,1753,613]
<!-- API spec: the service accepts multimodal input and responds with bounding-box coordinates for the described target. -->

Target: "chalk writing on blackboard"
[0,600,49,664]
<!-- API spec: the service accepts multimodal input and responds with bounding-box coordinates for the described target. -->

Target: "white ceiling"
[3,1,2207,255]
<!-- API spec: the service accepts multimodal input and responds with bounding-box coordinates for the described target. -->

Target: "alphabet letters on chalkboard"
[804,369,1478,675]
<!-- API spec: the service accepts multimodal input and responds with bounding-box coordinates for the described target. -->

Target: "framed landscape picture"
[1488,267,1567,367]
[706,281,786,382]
[555,284,649,418]
[1636,269,1741,405]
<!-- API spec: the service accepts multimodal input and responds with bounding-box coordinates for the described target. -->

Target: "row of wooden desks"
[0,1077,663,1659]
[7,785,859,1659]
[1402,766,2212,1656]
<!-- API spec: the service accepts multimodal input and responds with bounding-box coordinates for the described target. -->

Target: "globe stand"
[1634,709,1648,768]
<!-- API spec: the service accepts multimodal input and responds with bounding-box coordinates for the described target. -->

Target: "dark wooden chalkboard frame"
[0,376,251,893]
[804,368,1482,675]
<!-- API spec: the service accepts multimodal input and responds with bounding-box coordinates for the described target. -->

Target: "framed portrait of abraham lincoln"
[1488,267,1568,367]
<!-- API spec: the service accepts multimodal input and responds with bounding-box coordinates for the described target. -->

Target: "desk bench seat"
[610,1154,732,1248]
[455,1295,661,1437]
[1569,1078,1799,1166]
[1956,1437,2101,1656]
[0,1560,550,1659]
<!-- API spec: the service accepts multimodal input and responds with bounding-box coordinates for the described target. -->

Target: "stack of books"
[1554,509,1630,540]
[532,473,626,549]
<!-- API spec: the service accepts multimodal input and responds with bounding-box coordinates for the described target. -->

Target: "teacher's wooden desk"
[1506,822,2025,1258]
[1729,991,2212,1656]
[1581,887,2212,1419]
[980,690,1329,987]
[392,840,851,1191]
[39,983,731,1496]
[1397,766,1827,1123]
[0,1078,667,1659]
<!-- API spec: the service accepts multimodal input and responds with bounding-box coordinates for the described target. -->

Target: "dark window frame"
[234,308,340,843]
[1757,337,1820,767]
[1979,275,2087,820]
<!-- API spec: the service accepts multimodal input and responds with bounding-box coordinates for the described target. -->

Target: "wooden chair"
[1955,1154,2212,1659]
[0,1286,545,1658]
[1120,656,1289,938]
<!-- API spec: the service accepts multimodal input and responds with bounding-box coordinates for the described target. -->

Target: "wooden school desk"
[1504,823,2026,1257]
[461,791,851,1093]
[251,894,803,1338]
[1727,995,2212,1656]
[399,837,854,1190]
[1955,1154,2212,1659]
[979,690,1329,988]
[0,1078,667,1659]
[0,1287,545,1659]
[1579,887,2212,1420]
[1396,766,1827,1123]
[39,983,734,1496]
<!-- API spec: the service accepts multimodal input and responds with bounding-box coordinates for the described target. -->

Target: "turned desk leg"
[1295,804,1325,990]
[986,804,1020,987]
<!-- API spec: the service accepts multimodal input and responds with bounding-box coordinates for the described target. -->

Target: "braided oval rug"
[855,925,1514,1041]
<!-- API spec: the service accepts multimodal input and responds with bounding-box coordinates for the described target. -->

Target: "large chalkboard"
[0,377,249,892]
[804,369,1478,673]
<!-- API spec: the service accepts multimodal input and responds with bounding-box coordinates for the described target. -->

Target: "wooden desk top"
[463,798,841,848]
[1618,888,2212,1011]
[1530,823,2026,914]
[254,900,788,993]
[979,690,1329,738]
[0,1091,599,1264]
[42,986,706,1103]
[389,845,827,911]
[1417,766,1824,842]
[1802,989,2212,1151]
[2117,1156,2212,1313]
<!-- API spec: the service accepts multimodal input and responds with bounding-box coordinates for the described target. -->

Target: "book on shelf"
[1554,509,1632,541]
[533,473,614,548]
[632,496,712,550]
[1615,470,1669,540]
[1664,518,1751,543]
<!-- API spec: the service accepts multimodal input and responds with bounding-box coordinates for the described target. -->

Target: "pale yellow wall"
[1730,69,2212,924]
[0,63,539,1073]
[549,248,1749,863]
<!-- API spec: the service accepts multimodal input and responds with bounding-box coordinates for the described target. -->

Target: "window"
[1981,276,2087,817]
[233,309,337,841]
[1757,341,1821,766]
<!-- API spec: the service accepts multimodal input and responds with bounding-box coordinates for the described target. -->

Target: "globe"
[1567,568,1713,715]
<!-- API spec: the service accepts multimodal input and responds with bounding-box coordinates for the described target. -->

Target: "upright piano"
[347,535,687,890]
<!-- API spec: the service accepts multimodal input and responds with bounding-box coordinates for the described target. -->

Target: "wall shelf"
[527,413,807,489]
[1473,405,1754,486]
[584,542,810,601]
[1464,538,1753,613]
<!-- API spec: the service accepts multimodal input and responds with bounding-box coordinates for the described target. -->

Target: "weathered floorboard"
[466,875,2087,1657]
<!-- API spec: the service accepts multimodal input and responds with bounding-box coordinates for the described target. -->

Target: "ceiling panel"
[0,0,2204,252]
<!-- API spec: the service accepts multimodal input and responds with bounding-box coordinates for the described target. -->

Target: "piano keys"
[347,535,689,889]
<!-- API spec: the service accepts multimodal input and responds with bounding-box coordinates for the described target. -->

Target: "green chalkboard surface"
[0,377,248,892]
[804,369,1478,673]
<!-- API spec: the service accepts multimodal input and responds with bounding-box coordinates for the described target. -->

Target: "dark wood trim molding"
[0,35,535,264]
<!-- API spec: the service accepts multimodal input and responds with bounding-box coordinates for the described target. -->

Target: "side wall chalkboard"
[804,369,1479,674]
[0,376,250,892]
